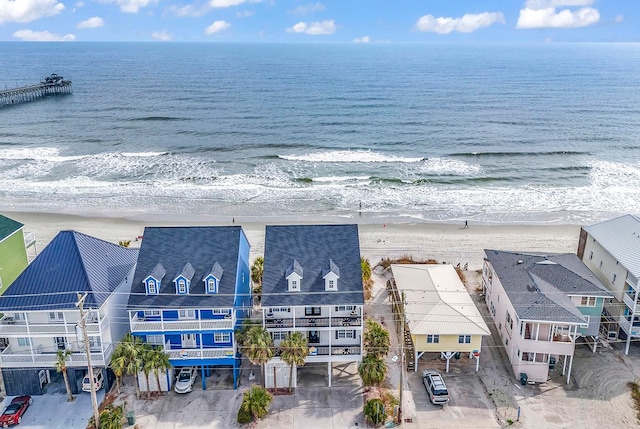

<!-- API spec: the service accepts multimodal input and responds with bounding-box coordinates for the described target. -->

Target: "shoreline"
[5,210,582,272]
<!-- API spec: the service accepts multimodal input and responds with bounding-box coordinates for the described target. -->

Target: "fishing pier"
[0,74,72,107]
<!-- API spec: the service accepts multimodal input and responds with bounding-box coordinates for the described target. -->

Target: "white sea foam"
[0,147,86,162]
[120,151,169,157]
[312,175,370,183]
[279,150,424,163]
[418,157,482,176]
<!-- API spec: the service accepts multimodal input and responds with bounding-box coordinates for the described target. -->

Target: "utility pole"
[397,291,405,427]
[77,292,99,428]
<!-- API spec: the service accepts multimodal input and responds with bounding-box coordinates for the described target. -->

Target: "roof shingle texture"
[127,226,243,310]
[484,250,611,323]
[262,225,364,307]
[0,231,138,311]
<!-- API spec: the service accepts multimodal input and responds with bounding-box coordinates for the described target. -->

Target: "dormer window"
[144,263,166,295]
[323,259,340,292]
[203,262,223,295]
[173,262,195,295]
[286,259,303,292]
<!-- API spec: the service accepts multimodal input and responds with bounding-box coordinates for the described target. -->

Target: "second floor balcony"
[130,313,234,333]
[0,314,107,337]
[0,343,113,368]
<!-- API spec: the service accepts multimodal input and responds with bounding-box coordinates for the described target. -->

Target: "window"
[179,309,195,319]
[214,332,231,343]
[291,280,298,290]
[178,279,187,294]
[613,274,617,284]
[335,306,356,312]
[213,309,231,315]
[271,307,291,313]
[328,280,335,289]
[427,335,439,344]
[580,296,596,307]
[305,307,321,316]
[12,313,25,321]
[271,331,287,341]
[490,302,496,316]
[146,334,164,345]
[17,338,30,347]
[506,312,513,331]
[144,310,160,318]
[599,260,603,269]
[458,335,471,344]
[88,336,101,350]
[589,250,593,260]
[148,280,156,294]
[336,330,356,339]
[583,315,591,326]
[49,312,64,321]
[207,279,216,293]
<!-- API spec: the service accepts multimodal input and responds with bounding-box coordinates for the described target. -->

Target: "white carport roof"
[391,264,490,336]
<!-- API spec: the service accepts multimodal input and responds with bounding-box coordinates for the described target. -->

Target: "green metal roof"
[0,214,23,242]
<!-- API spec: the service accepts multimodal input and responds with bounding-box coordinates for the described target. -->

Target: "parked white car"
[82,369,104,392]
[174,367,197,393]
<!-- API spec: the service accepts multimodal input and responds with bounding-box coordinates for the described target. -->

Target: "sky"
[0,0,637,42]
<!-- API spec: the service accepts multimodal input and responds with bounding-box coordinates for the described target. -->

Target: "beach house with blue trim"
[261,224,365,388]
[127,226,251,390]
[0,231,138,396]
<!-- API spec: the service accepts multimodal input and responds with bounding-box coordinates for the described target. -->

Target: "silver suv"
[422,369,449,405]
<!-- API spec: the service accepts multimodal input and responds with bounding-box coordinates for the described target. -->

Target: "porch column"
[414,349,418,372]
[562,355,567,375]
[201,365,206,390]
[535,323,540,341]
[566,355,573,384]
[592,336,598,353]
[475,353,480,372]
[328,362,332,387]
[626,334,631,355]
[441,352,453,373]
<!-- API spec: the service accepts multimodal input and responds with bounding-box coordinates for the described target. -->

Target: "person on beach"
[464,220,468,228]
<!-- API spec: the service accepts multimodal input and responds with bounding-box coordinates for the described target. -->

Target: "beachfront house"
[391,264,490,373]
[483,250,610,384]
[0,231,138,395]
[261,224,364,388]
[0,214,36,295]
[577,214,640,354]
[127,226,251,390]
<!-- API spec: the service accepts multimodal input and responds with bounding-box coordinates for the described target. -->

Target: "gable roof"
[127,226,245,309]
[0,214,23,242]
[584,214,640,279]
[484,250,611,324]
[262,225,364,307]
[204,262,223,280]
[391,264,490,336]
[0,231,138,311]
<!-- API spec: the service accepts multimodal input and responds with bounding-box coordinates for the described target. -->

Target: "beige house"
[391,264,490,372]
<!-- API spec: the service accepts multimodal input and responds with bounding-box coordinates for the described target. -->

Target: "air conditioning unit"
[607,331,618,341]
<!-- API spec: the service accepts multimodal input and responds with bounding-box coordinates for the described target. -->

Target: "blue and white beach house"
[0,231,138,395]
[127,226,251,390]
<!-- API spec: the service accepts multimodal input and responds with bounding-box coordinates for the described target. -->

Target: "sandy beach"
[6,211,582,270]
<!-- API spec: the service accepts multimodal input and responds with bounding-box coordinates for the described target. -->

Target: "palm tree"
[150,346,171,396]
[119,333,144,398]
[361,257,373,300]
[242,326,274,387]
[110,353,128,394]
[363,318,390,358]
[55,349,74,402]
[250,257,264,302]
[358,354,387,389]
[141,345,155,398]
[240,385,273,421]
[279,332,308,393]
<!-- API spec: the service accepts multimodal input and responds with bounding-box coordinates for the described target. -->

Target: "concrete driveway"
[0,389,105,429]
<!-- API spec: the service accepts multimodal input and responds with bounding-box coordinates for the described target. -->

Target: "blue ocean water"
[1,42,639,224]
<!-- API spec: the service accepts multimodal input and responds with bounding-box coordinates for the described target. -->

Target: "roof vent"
[517,260,524,264]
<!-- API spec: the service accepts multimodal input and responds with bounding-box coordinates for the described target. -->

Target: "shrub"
[364,398,386,426]
[237,407,253,424]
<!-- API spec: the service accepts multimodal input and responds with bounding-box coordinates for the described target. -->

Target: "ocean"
[1,42,639,224]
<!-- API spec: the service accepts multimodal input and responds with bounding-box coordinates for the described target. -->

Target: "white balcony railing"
[0,315,108,337]
[0,344,110,368]
[130,314,234,333]
[162,341,234,361]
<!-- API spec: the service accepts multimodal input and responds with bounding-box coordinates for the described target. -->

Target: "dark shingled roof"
[484,250,611,323]
[323,259,340,278]
[174,262,195,282]
[0,231,138,311]
[262,225,364,307]
[0,214,23,242]
[204,262,223,281]
[127,226,244,310]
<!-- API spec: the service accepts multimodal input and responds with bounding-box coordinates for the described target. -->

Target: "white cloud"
[525,0,593,8]
[209,0,260,8]
[75,1,84,6]
[415,12,505,34]
[516,7,599,28]
[169,3,208,17]
[286,20,336,35]
[614,14,624,23]
[205,20,231,34]
[353,36,369,43]
[77,16,104,28]
[288,2,324,15]
[236,9,254,18]
[13,29,75,41]
[152,30,173,40]
[0,0,65,24]
[100,0,156,14]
